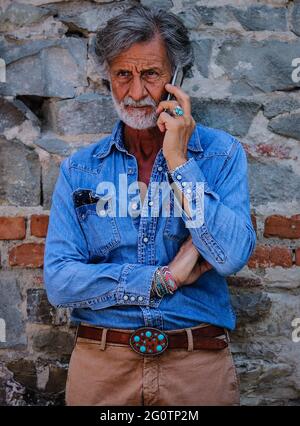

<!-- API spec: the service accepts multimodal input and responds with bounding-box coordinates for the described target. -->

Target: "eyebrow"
[114,67,162,74]
[141,68,161,73]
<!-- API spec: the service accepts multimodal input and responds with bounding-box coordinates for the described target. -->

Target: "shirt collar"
[94,119,203,159]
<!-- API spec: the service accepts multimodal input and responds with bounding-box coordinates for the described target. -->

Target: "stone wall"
[0,0,300,406]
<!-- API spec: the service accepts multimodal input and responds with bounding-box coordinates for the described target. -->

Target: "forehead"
[109,36,170,70]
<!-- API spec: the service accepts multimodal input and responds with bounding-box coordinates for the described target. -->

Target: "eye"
[143,70,160,80]
[116,70,132,79]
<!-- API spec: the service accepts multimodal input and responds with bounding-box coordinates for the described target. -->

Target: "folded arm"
[167,140,256,276]
[43,158,157,310]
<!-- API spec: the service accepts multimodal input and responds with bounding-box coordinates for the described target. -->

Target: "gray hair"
[94,5,193,82]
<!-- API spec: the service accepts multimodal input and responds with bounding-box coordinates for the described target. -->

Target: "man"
[44,5,256,406]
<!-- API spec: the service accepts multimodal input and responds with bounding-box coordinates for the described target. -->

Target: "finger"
[165,83,191,116]
[156,119,165,133]
[192,259,211,275]
[187,262,205,282]
[156,110,176,131]
[184,259,213,285]
[156,100,182,115]
[199,261,213,274]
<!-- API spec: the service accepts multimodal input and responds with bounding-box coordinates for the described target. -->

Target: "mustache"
[122,96,157,108]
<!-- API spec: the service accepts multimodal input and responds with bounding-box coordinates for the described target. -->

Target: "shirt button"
[157,166,163,172]
[130,296,136,301]
[186,188,192,194]
[148,201,153,207]
[182,181,187,187]
[99,210,106,216]
[138,296,143,302]
[176,174,182,180]
[123,295,129,301]
[131,203,138,210]
[143,237,149,243]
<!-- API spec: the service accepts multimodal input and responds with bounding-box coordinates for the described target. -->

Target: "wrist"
[151,266,179,298]
[167,264,181,288]
[165,155,187,172]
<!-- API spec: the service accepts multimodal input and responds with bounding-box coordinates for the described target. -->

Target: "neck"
[123,124,164,155]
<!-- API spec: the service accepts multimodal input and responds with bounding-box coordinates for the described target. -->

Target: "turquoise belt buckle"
[130,327,168,356]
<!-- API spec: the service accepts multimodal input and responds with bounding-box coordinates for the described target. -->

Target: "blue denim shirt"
[43,119,256,331]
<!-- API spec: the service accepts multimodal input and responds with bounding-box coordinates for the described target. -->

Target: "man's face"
[108,35,172,130]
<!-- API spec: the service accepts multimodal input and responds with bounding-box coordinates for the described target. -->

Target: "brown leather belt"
[77,324,229,354]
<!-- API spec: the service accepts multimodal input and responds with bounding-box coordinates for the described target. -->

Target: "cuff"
[167,157,206,229]
[116,264,158,306]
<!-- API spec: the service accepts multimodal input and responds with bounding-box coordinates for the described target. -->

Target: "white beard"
[111,92,159,130]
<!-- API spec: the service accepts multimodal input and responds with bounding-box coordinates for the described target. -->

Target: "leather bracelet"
[151,266,178,298]
[156,268,174,295]
[160,266,178,293]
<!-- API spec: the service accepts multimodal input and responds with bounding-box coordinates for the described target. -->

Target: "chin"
[123,119,157,130]
[120,112,158,130]
[111,93,158,129]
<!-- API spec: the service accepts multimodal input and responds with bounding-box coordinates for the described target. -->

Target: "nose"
[128,75,148,101]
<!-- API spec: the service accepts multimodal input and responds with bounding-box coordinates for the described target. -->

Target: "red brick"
[248,246,270,268]
[269,246,293,267]
[0,217,26,240]
[264,215,300,239]
[248,245,293,268]
[255,143,292,160]
[9,243,44,268]
[296,248,300,266]
[30,214,49,237]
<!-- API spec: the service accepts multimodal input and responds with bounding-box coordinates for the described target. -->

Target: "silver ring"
[173,105,184,117]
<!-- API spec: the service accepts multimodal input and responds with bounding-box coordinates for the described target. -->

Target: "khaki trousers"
[65,324,240,406]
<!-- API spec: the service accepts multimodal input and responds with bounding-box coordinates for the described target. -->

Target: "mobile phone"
[166,66,184,102]
[163,66,184,113]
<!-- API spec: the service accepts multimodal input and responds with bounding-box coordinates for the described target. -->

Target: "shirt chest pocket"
[73,189,121,257]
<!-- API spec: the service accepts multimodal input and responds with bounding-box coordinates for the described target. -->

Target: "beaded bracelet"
[151,266,178,298]
[160,266,178,293]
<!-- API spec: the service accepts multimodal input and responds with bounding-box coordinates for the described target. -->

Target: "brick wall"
[0,0,300,405]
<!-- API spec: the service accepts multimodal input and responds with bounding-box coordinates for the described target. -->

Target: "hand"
[168,236,213,288]
[156,84,196,170]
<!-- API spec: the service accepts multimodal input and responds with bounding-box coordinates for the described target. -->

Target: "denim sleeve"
[43,158,157,310]
[167,140,256,276]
